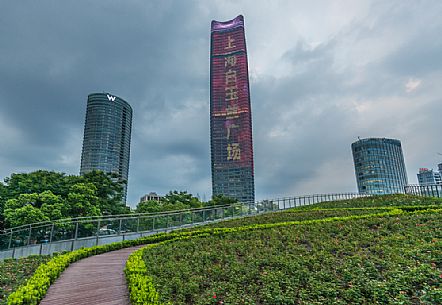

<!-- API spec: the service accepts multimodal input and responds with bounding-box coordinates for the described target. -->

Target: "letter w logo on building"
[107,94,116,101]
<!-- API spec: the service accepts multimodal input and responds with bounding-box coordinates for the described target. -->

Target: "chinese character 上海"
[227,143,241,160]
[225,55,237,67]
[225,35,236,50]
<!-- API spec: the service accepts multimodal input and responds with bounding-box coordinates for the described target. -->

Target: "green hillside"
[133,195,441,304]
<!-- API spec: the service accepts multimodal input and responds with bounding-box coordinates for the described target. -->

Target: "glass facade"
[210,15,255,204]
[417,168,442,186]
[351,138,408,195]
[80,93,132,202]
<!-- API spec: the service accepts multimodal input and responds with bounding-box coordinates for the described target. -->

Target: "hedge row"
[141,209,441,304]
[7,205,441,304]
[6,230,207,305]
[0,256,51,305]
[125,207,442,304]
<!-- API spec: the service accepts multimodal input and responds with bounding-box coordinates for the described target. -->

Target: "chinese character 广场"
[227,143,241,160]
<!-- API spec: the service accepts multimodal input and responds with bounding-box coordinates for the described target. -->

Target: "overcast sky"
[1,1,441,207]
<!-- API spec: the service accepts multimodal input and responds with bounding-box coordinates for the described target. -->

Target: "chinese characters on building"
[224,36,241,161]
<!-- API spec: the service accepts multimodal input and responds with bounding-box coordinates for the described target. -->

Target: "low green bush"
[302,194,442,209]
[137,208,441,304]
[7,196,441,305]
[6,231,201,305]
[0,256,51,305]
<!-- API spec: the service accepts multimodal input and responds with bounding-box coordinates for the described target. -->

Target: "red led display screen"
[210,15,254,171]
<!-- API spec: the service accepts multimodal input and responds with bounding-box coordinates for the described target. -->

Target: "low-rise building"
[417,168,442,186]
[139,192,162,203]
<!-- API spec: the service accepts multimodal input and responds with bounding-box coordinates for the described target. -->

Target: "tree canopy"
[135,191,238,214]
[0,170,129,229]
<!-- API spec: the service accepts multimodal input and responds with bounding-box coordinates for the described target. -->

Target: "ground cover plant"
[5,194,442,304]
[201,208,390,228]
[132,196,441,304]
[0,256,50,305]
[300,194,442,209]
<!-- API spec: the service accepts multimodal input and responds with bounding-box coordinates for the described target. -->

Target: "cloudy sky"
[1,0,441,207]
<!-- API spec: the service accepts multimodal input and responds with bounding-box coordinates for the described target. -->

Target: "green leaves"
[1,170,129,229]
[135,207,441,305]
[5,196,442,305]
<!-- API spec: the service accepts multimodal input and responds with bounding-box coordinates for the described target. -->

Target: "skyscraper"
[210,15,255,204]
[80,93,132,203]
[351,138,408,195]
[417,168,442,186]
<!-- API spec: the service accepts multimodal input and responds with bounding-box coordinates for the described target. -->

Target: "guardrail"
[0,192,363,259]
[404,184,442,198]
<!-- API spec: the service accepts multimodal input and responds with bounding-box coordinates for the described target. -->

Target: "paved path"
[40,246,143,305]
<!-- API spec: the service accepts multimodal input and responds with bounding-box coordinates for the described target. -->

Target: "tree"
[163,191,202,208]
[0,170,130,229]
[65,183,101,218]
[81,170,129,215]
[0,182,6,229]
[4,170,74,199]
[206,194,238,207]
[135,191,203,214]
[4,202,49,228]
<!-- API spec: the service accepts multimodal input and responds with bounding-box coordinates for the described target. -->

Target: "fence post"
[74,222,79,240]
[96,220,101,246]
[49,223,55,243]
[27,225,32,247]
[136,217,140,232]
[8,231,12,249]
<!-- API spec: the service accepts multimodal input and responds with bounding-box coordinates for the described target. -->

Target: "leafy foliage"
[135,191,237,214]
[5,196,442,305]
[0,256,51,305]
[0,170,128,229]
[302,194,442,209]
[137,205,441,304]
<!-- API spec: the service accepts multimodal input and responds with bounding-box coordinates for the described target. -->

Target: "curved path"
[40,246,143,305]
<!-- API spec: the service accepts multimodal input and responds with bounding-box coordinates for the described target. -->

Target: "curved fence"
[405,184,442,198]
[0,192,364,259]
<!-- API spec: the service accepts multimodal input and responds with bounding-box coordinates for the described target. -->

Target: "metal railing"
[405,184,442,198]
[0,192,364,259]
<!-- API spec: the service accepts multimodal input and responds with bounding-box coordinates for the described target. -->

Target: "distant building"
[351,138,408,195]
[80,93,133,203]
[210,15,255,204]
[417,168,442,186]
[139,192,162,203]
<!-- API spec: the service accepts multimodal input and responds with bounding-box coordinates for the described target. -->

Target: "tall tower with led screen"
[210,15,255,204]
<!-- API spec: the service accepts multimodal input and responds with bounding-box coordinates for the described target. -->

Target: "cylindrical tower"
[80,93,132,202]
[351,138,408,195]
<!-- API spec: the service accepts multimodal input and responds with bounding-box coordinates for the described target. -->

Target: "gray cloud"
[1,1,441,206]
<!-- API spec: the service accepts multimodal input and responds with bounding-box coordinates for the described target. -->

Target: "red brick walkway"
[40,246,142,305]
